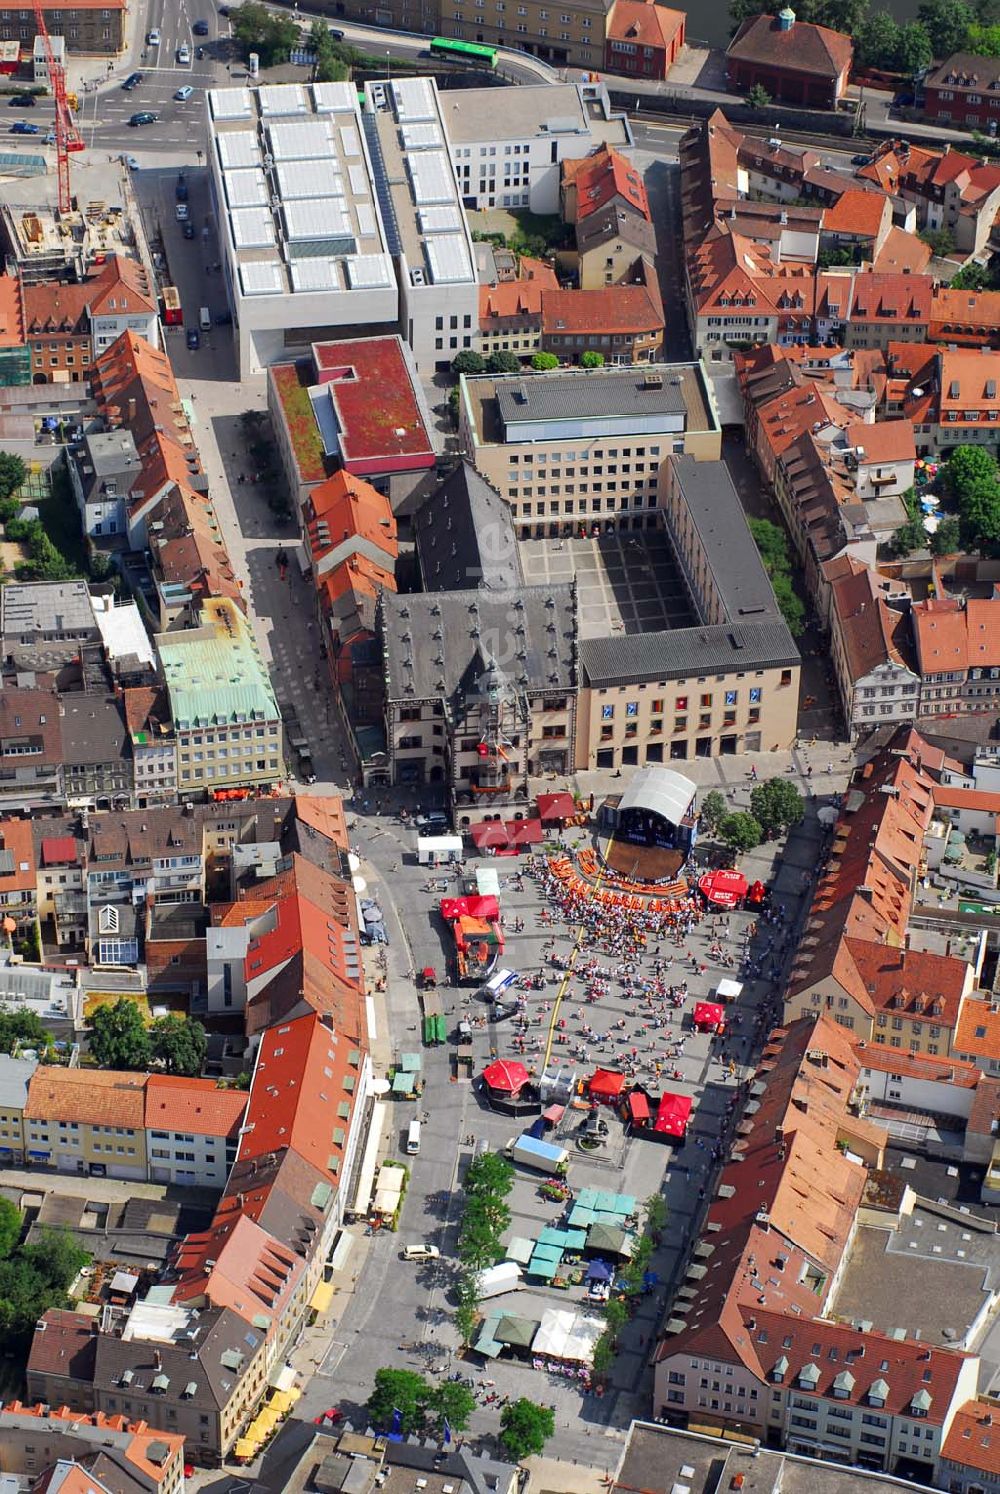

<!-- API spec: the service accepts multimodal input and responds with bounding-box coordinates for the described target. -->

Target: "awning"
[471,821,510,849]
[482,1059,530,1093]
[309,1280,335,1315]
[654,1091,693,1137]
[537,791,577,824]
[505,818,543,845]
[267,1362,296,1392]
[589,1067,625,1099]
[627,1091,650,1122]
[586,1259,613,1282]
[505,1236,535,1265]
[715,978,743,1001]
[234,1439,260,1461]
[693,1002,726,1032]
[542,1103,565,1123]
[441,895,500,920]
[698,869,748,908]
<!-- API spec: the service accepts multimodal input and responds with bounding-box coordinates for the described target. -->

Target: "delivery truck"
[506,1133,569,1176]
[477,1261,522,1299]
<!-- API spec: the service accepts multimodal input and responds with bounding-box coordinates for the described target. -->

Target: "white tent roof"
[617,765,697,828]
[531,1308,604,1363]
[715,979,743,1000]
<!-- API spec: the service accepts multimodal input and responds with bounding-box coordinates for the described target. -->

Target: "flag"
[390,1408,402,1437]
[443,1418,452,1446]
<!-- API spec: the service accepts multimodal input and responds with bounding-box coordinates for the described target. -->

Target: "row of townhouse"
[26,796,373,1467]
[652,1014,986,1481]
[679,113,1000,368]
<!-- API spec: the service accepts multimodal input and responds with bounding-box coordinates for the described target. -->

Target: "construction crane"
[32,0,84,215]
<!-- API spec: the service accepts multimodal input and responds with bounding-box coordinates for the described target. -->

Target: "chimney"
[127,397,137,422]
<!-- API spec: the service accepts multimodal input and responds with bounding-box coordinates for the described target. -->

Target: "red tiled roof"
[0,274,23,348]
[541,276,663,336]
[843,937,970,1030]
[305,469,397,564]
[238,1011,360,1178]
[571,145,651,222]
[845,418,916,463]
[853,1042,980,1088]
[144,1075,248,1138]
[955,997,1000,1064]
[913,597,1000,675]
[173,1213,305,1322]
[40,835,78,867]
[726,12,852,80]
[24,1067,147,1127]
[942,1401,1000,1478]
[873,225,933,276]
[848,271,931,321]
[829,564,915,683]
[0,818,35,893]
[606,0,685,50]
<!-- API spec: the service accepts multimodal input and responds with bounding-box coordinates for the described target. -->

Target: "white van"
[402,1243,440,1261]
[406,1119,421,1155]
[199,306,211,331]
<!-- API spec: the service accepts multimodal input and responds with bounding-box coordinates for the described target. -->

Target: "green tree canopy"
[891,516,928,556]
[930,516,961,555]
[919,227,956,256]
[0,1198,23,1259]
[531,351,559,370]
[946,445,998,501]
[771,573,806,636]
[750,777,805,837]
[855,9,900,65]
[895,20,934,70]
[917,0,974,54]
[150,1015,207,1076]
[747,517,790,575]
[699,789,728,835]
[230,2,300,65]
[0,1007,52,1056]
[580,351,604,368]
[645,1192,668,1236]
[960,484,1000,553]
[88,999,150,1070]
[719,812,763,854]
[0,452,26,503]
[745,82,772,109]
[366,1368,431,1435]
[465,1151,514,1199]
[452,350,486,376]
[485,350,521,374]
[429,1380,476,1432]
[499,1399,555,1460]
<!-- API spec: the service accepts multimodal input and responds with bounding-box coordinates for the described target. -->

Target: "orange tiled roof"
[541,275,663,337]
[606,0,684,50]
[845,417,916,463]
[955,997,1000,1064]
[0,817,36,894]
[844,937,970,1030]
[823,189,889,238]
[0,273,23,347]
[873,225,933,276]
[144,1075,248,1138]
[572,144,651,222]
[854,1042,980,1087]
[942,1401,1000,1478]
[306,469,397,562]
[913,596,1000,675]
[23,1067,148,1128]
[848,272,931,323]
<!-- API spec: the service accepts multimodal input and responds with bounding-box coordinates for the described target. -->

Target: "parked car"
[193,17,209,32]
[182,221,195,239]
[328,26,344,38]
[174,84,194,101]
[196,45,205,58]
[122,71,142,90]
[8,93,36,106]
[128,111,158,126]
[415,811,449,832]
[10,120,40,133]
[186,328,200,350]
[402,1244,440,1261]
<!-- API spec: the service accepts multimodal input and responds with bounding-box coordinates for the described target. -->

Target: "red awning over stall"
[589,1068,626,1100]
[536,792,577,824]
[627,1091,650,1123]
[482,1060,530,1093]
[692,1001,726,1032]
[698,869,749,908]
[654,1092,692,1137]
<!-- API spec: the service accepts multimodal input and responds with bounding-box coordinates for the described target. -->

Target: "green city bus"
[429,35,499,67]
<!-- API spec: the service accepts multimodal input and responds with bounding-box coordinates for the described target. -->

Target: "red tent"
[482,1059,530,1094]
[589,1068,626,1100]
[698,869,749,908]
[440,897,470,920]
[471,821,510,850]
[627,1090,650,1124]
[505,818,543,846]
[693,1001,726,1034]
[440,896,500,921]
[536,792,577,824]
[654,1092,692,1137]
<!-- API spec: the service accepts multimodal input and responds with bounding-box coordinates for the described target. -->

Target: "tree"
[366,1368,430,1435]
[499,1398,555,1460]
[894,20,934,71]
[855,8,899,65]
[0,452,26,503]
[750,777,805,837]
[88,999,150,1070]
[772,573,806,636]
[951,261,994,291]
[645,1192,668,1237]
[429,1380,476,1432]
[603,1296,629,1340]
[960,483,1000,553]
[230,2,300,65]
[719,812,762,854]
[699,789,728,835]
[0,1007,52,1056]
[592,1331,616,1375]
[748,516,790,573]
[465,1151,514,1199]
[930,516,961,554]
[485,350,522,374]
[451,350,486,376]
[457,1205,503,1268]
[817,0,868,34]
[0,1198,22,1259]
[946,445,999,502]
[917,0,973,56]
[150,1015,207,1076]
[919,227,956,257]
[890,516,926,555]
[580,351,605,368]
[745,82,772,110]
[531,351,559,370]
[22,1226,89,1291]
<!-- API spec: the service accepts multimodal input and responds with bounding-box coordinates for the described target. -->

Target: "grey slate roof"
[93,1304,260,1413]
[580,618,799,685]
[382,584,576,703]
[493,367,689,428]
[668,456,780,623]
[0,580,99,641]
[415,461,523,594]
[0,1053,37,1110]
[577,208,657,260]
[60,695,130,766]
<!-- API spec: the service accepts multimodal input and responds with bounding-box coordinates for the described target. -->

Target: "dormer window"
[797,1363,820,1391]
[771,1354,789,1384]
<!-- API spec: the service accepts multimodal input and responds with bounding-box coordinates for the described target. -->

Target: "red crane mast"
[32,0,83,214]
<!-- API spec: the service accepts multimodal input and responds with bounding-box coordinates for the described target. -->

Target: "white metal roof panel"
[274,158,344,199]
[283,197,353,242]
[401,121,442,151]
[209,87,253,120]
[345,254,394,288]
[355,201,377,237]
[392,76,436,123]
[408,150,455,207]
[425,232,474,285]
[339,124,360,157]
[223,167,268,208]
[258,83,309,116]
[230,206,276,250]
[239,260,284,297]
[418,204,463,234]
[312,80,358,113]
[347,162,369,197]
[290,259,343,291]
[267,118,336,161]
[217,130,261,170]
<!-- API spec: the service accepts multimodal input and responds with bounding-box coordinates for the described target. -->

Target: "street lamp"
[386,49,390,83]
